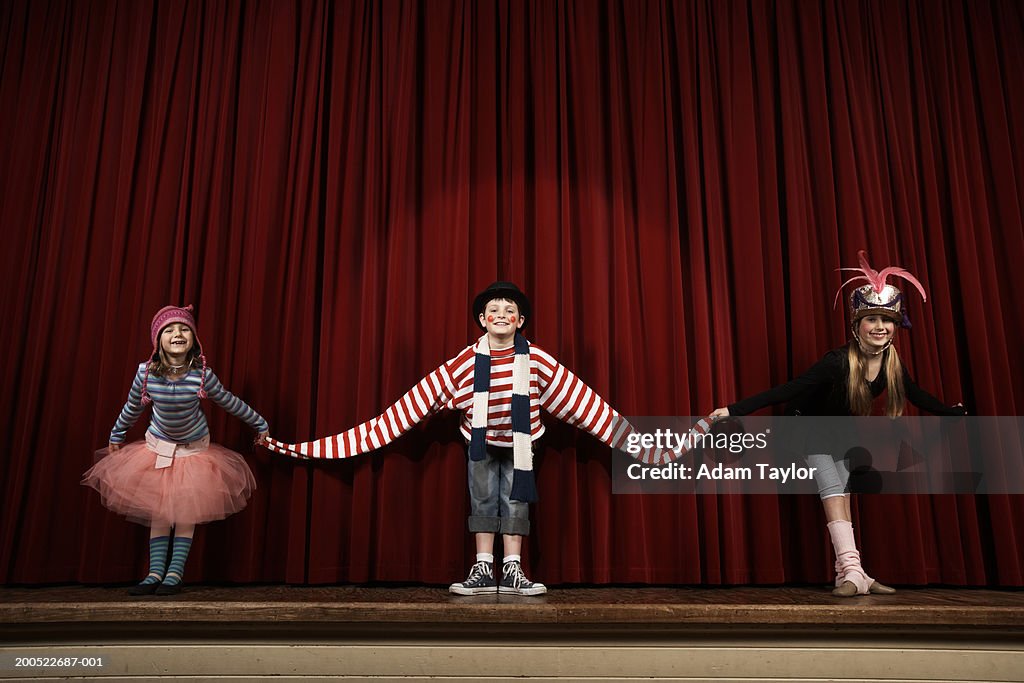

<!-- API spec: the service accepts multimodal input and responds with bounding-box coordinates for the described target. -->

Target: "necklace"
[166,358,192,375]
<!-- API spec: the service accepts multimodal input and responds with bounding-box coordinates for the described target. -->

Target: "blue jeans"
[467,445,531,535]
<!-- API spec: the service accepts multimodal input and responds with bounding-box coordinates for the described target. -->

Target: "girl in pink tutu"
[83,305,268,595]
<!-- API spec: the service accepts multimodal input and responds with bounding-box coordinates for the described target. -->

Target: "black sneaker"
[127,581,160,596]
[449,561,497,595]
[499,560,547,596]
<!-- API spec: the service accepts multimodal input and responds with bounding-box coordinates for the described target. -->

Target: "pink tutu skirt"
[82,437,256,526]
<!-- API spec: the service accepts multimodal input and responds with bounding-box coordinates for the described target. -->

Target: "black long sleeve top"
[728,346,966,417]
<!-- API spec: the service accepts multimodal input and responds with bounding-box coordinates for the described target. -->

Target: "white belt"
[145,432,210,469]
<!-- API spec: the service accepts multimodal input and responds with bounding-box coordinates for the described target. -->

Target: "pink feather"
[833,250,928,307]
[833,274,871,308]
[877,266,927,302]
[856,250,886,292]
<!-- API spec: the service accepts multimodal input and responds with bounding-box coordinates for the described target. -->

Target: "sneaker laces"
[466,561,492,583]
[502,560,532,588]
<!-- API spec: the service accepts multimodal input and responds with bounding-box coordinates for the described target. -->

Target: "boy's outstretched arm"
[264,359,459,460]
[535,349,711,464]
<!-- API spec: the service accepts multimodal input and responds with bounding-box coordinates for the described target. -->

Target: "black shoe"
[127,581,160,596]
[449,561,497,595]
[154,582,182,596]
[499,560,547,596]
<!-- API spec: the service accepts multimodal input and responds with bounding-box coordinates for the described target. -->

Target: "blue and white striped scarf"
[469,332,537,502]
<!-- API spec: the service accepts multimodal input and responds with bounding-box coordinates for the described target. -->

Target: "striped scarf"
[469,332,537,502]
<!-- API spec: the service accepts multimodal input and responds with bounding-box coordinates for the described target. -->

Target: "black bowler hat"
[472,281,531,329]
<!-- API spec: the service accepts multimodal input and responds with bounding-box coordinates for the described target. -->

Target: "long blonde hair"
[846,342,905,417]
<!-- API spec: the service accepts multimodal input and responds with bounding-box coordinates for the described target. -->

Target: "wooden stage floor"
[4,584,1023,632]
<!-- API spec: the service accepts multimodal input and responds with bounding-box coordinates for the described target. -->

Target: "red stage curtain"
[1,0,1021,586]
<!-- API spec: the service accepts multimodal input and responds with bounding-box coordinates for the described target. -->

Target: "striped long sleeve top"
[265,341,639,460]
[110,363,269,444]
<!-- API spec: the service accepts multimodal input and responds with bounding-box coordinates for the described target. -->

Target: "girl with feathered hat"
[82,305,269,595]
[710,252,966,596]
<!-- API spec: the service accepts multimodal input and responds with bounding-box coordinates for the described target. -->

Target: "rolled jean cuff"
[468,515,501,533]
[498,517,530,536]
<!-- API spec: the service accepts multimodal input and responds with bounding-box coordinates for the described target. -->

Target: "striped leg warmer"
[161,535,193,587]
[139,535,170,585]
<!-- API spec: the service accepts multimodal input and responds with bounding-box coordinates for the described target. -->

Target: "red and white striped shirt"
[268,341,633,460]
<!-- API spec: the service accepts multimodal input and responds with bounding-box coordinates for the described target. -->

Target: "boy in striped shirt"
[265,282,653,595]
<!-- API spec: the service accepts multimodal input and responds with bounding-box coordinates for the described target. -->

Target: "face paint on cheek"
[509,315,516,324]
[487,315,495,323]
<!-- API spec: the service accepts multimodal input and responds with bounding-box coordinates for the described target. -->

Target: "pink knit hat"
[150,305,199,347]
[140,304,208,405]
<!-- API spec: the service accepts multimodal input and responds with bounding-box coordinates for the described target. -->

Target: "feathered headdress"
[834,250,927,329]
